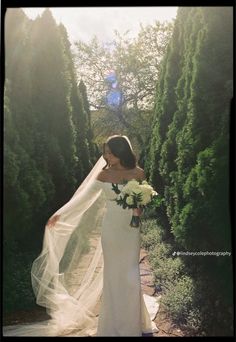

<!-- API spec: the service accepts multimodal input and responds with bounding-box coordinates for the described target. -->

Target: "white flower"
[141,180,149,186]
[140,193,152,205]
[122,179,141,195]
[113,179,157,208]
[126,196,134,205]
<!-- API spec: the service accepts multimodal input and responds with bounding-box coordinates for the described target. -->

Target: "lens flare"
[106,89,123,109]
[105,71,124,109]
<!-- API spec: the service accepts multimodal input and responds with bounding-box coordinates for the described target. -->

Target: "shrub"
[162,275,195,324]
[140,218,165,249]
[152,256,184,287]
[3,250,36,312]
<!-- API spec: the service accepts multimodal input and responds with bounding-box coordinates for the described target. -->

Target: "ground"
[3,242,189,337]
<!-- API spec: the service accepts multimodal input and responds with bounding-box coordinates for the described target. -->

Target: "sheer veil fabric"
[30,155,107,336]
[4,136,159,336]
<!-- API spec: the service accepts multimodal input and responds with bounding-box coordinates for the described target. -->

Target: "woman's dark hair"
[102,135,137,170]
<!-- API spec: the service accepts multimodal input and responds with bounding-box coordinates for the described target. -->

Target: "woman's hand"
[46,214,60,229]
[133,208,143,216]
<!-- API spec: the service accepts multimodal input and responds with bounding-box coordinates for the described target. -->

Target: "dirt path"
[3,234,186,337]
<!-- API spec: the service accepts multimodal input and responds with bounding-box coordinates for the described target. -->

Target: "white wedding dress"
[3,159,158,337]
[95,180,158,336]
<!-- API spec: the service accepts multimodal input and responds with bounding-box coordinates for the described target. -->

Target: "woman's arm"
[137,167,146,181]
[96,170,108,182]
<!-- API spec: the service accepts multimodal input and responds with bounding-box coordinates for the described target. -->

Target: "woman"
[30,135,159,336]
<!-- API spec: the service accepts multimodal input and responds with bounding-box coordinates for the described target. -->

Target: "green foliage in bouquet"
[111,179,159,210]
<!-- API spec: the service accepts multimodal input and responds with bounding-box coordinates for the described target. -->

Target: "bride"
[5,135,159,336]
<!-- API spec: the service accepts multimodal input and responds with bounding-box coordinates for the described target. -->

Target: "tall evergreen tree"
[59,24,97,179]
[146,7,233,335]
[78,79,98,164]
[29,9,78,211]
[4,8,98,312]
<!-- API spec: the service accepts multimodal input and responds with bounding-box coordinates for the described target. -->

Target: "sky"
[22,7,178,45]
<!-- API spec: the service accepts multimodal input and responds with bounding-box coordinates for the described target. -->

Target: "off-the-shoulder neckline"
[95,179,125,186]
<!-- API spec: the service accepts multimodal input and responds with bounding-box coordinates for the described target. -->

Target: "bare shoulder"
[134,166,146,181]
[96,169,109,182]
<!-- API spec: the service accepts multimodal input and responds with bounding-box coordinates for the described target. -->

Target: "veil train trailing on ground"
[4,152,159,336]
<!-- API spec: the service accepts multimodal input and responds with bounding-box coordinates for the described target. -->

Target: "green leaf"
[112,183,121,194]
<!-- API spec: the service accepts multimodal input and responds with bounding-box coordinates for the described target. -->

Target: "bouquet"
[112,179,158,228]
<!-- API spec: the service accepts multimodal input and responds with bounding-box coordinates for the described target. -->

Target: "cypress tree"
[146,7,233,334]
[78,79,98,164]
[29,9,78,211]
[59,24,97,180]
[3,8,98,312]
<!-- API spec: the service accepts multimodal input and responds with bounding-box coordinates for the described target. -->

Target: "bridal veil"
[31,155,107,335]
